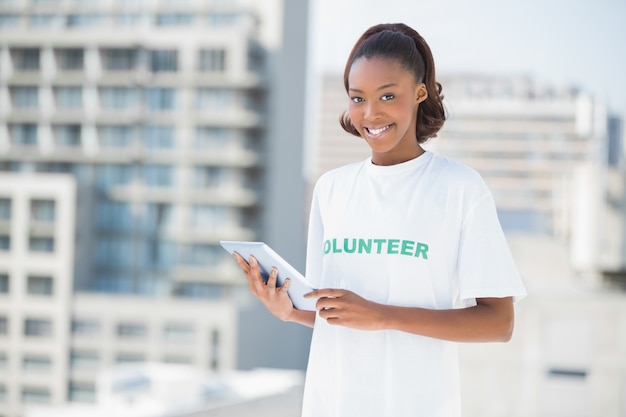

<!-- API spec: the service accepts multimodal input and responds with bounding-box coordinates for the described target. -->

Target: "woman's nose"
[364,101,381,120]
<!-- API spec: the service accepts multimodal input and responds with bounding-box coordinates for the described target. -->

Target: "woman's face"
[347,56,427,166]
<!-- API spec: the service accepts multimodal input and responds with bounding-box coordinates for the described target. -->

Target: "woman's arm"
[306,289,514,342]
[233,253,316,328]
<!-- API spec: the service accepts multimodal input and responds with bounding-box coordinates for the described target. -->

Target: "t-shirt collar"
[365,150,432,176]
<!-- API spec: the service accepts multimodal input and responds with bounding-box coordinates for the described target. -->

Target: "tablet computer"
[220,241,317,311]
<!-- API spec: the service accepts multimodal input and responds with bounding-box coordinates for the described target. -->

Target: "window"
[96,164,134,188]
[207,12,238,26]
[144,240,177,269]
[143,126,174,149]
[0,274,8,293]
[93,274,133,293]
[24,319,52,337]
[0,199,11,221]
[0,14,19,28]
[29,237,54,252]
[194,166,225,188]
[31,199,55,222]
[71,319,100,336]
[57,48,84,71]
[247,44,264,71]
[69,351,98,369]
[11,86,38,108]
[27,276,53,296]
[12,48,40,70]
[156,14,193,26]
[199,48,226,72]
[173,282,222,299]
[149,49,177,72]
[0,352,7,368]
[142,164,173,187]
[68,382,95,403]
[182,244,219,266]
[144,88,175,112]
[94,238,132,267]
[195,127,229,149]
[116,323,146,338]
[102,48,136,70]
[196,88,235,111]
[163,324,194,342]
[67,14,104,28]
[116,13,142,26]
[98,126,135,148]
[10,124,38,146]
[163,355,192,364]
[54,124,81,147]
[95,201,133,231]
[100,87,139,110]
[74,0,103,6]
[191,205,230,229]
[23,355,51,370]
[22,387,50,404]
[55,87,83,109]
[143,202,172,231]
[116,353,144,363]
[0,317,8,334]
[210,328,220,370]
[0,236,9,251]
[30,14,63,28]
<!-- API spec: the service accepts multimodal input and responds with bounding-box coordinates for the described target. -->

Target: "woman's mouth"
[365,124,393,139]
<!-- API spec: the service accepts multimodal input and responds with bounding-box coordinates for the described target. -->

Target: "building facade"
[0,0,311,415]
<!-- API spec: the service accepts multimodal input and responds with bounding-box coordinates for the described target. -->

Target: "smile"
[365,124,393,136]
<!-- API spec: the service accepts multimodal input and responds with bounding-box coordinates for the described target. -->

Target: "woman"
[234,22,527,417]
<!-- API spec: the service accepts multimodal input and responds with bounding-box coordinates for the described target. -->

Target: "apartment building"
[0,0,311,415]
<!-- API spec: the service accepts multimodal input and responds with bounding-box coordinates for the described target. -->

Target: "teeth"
[368,125,390,135]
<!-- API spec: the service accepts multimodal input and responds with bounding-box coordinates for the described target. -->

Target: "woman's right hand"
[232,252,294,321]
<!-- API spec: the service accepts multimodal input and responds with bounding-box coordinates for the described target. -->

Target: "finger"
[267,267,278,289]
[305,288,345,299]
[316,296,343,312]
[318,307,340,321]
[232,252,250,272]
[279,278,291,294]
[246,256,266,289]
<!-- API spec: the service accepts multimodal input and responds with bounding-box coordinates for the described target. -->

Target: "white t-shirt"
[302,151,527,417]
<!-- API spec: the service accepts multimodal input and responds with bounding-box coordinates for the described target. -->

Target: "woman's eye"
[381,94,394,101]
[350,96,364,103]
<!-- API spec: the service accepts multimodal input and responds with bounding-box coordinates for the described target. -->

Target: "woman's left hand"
[304,289,388,331]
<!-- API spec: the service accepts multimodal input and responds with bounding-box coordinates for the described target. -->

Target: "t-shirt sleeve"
[305,182,324,289]
[457,192,527,307]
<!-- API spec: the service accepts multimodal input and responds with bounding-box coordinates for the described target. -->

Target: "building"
[311,72,626,415]
[0,0,312,416]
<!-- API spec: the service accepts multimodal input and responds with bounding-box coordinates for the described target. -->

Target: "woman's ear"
[416,83,428,104]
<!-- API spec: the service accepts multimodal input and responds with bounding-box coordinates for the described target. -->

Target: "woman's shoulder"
[426,152,490,194]
[431,153,482,182]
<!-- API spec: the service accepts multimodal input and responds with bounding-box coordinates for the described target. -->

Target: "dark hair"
[340,23,446,143]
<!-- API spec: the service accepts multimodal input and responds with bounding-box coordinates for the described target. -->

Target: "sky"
[309,0,626,115]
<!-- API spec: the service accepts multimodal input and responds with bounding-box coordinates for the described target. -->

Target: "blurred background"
[0,0,624,416]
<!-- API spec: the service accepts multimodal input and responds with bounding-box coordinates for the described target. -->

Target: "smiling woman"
[231,22,527,417]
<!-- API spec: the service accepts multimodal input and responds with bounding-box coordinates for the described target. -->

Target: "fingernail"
[271,268,277,276]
